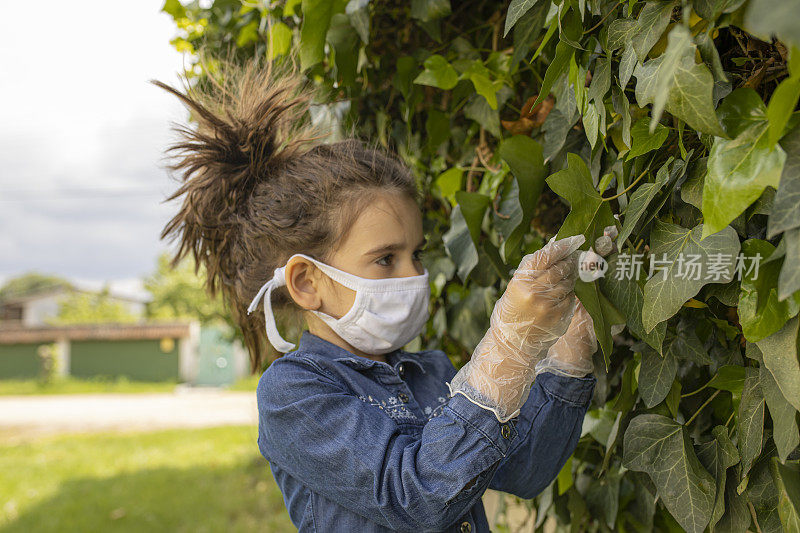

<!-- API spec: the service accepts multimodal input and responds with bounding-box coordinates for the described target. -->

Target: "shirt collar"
[295,330,427,374]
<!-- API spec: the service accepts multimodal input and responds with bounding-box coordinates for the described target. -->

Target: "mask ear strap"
[247,266,296,353]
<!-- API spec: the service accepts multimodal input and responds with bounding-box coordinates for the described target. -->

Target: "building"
[0,286,147,327]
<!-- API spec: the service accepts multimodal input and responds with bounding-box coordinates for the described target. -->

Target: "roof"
[0,286,149,307]
[0,321,196,344]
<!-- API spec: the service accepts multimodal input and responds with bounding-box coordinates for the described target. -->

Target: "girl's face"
[285,191,426,359]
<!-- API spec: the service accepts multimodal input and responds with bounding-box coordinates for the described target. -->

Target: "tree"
[163,1,800,530]
[0,272,72,303]
[51,285,139,325]
[143,251,231,327]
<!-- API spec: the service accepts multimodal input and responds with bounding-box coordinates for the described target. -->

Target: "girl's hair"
[150,49,420,372]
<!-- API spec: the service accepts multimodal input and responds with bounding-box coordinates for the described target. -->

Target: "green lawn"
[226,373,261,392]
[0,426,294,532]
[0,376,179,396]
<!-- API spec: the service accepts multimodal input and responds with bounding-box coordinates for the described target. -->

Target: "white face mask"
[246,253,430,355]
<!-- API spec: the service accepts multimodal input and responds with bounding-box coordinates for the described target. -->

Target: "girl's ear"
[284,258,323,311]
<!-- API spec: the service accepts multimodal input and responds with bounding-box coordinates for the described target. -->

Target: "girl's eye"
[376,254,393,267]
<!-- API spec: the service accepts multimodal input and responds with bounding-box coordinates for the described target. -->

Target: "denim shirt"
[256,330,596,532]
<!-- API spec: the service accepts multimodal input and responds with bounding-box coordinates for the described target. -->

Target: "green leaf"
[300,0,339,70]
[600,253,667,354]
[707,365,746,397]
[638,345,678,407]
[161,0,186,19]
[588,56,611,103]
[575,279,625,366]
[557,456,573,495]
[744,0,800,50]
[756,314,800,413]
[442,205,479,282]
[454,191,491,242]
[531,41,574,108]
[434,168,462,205]
[267,21,293,59]
[410,0,451,22]
[606,17,637,52]
[345,0,370,44]
[781,227,800,299]
[693,0,746,21]
[738,239,800,341]
[634,46,725,137]
[503,0,542,37]
[585,471,621,529]
[236,20,260,48]
[497,136,546,256]
[697,426,740,532]
[547,153,616,245]
[647,24,693,131]
[622,414,716,533]
[737,367,765,481]
[767,75,800,146]
[631,1,675,62]
[768,125,800,238]
[641,221,740,333]
[760,365,800,462]
[702,100,787,238]
[626,118,669,160]
[413,54,459,90]
[327,14,358,86]
[770,459,800,531]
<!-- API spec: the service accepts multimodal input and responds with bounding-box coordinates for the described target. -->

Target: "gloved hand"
[535,300,597,377]
[446,234,586,423]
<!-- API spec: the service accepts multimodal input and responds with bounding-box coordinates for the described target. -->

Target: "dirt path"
[0,387,258,441]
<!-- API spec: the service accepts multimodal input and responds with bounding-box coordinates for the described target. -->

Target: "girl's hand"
[535,300,597,377]
[489,234,585,359]
[446,234,586,422]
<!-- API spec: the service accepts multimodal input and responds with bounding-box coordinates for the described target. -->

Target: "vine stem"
[685,390,720,426]
[601,159,653,202]
[583,0,624,35]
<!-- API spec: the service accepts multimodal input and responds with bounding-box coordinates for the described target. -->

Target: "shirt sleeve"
[256,355,520,532]
[487,370,596,498]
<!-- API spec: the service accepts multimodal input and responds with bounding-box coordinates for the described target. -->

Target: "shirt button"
[501,423,512,439]
[460,521,472,533]
[397,363,405,377]
[398,393,409,403]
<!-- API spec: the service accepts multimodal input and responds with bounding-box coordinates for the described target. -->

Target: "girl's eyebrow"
[365,237,427,257]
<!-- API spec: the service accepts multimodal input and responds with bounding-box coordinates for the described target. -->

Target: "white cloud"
[0,0,192,288]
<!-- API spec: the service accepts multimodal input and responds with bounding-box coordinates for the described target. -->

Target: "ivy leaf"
[454,191,490,242]
[782,227,800,299]
[634,45,725,137]
[768,125,800,238]
[442,205,479,282]
[641,221,740,333]
[503,0,542,37]
[547,153,616,245]
[630,1,675,62]
[693,0,746,21]
[638,345,678,407]
[531,41,574,108]
[585,471,621,528]
[299,0,341,70]
[702,90,786,239]
[619,44,638,89]
[646,24,693,131]
[756,314,800,413]
[626,118,669,160]
[575,279,626,367]
[744,0,800,50]
[706,365,746,398]
[497,136,546,257]
[618,158,671,245]
[588,57,611,103]
[737,367,765,482]
[770,459,800,531]
[622,414,716,533]
[410,0,451,22]
[600,253,667,354]
[738,239,800,341]
[697,426,740,532]
[767,73,800,147]
[606,17,637,52]
[760,365,800,462]
[413,54,459,90]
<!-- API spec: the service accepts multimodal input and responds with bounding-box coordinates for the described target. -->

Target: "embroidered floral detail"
[356,394,419,422]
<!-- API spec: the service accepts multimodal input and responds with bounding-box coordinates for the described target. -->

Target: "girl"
[152,54,598,532]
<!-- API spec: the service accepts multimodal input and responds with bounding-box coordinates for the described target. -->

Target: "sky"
[0,0,195,300]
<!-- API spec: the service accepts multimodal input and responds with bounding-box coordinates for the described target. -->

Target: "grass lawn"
[226,373,261,392]
[0,425,294,532]
[0,376,179,396]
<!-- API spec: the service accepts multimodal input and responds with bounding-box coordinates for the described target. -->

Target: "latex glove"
[446,234,586,423]
[535,300,597,377]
